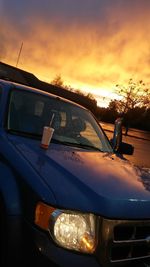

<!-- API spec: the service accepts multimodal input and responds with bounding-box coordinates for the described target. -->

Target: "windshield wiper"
[52,138,102,151]
[74,143,102,151]
[7,129,41,139]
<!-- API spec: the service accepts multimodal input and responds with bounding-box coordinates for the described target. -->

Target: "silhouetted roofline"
[0,61,97,113]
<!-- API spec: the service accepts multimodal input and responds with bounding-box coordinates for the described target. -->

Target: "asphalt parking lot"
[101,122,150,168]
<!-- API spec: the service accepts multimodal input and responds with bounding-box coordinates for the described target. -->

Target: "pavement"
[100,122,150,168]
[100,122,150,141]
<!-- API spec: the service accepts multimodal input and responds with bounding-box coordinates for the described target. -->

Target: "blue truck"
[0,79,150,267]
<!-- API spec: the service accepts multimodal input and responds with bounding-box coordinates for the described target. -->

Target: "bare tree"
[51,74,64,87]
[115,78,150,113]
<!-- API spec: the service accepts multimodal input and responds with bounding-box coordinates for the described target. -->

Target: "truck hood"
[11,137,150,219]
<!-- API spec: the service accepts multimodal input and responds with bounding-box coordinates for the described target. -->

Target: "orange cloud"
[1,3,150,106]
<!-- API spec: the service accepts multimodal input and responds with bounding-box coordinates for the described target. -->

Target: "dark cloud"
[2,0,150,36]
[2,0,97,23]
[3,0,105,19]
[3,0,150,23]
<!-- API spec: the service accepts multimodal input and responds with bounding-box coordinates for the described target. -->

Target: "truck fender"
[0,162,23,265]
[0,161,21,215]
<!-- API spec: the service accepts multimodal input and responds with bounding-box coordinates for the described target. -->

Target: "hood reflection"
[139,168,150,192]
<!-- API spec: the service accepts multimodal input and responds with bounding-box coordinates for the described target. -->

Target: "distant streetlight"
[16,42,23,68]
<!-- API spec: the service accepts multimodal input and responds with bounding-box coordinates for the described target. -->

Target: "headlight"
[35,202,97,253]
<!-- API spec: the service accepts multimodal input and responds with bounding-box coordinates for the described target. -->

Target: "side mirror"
[110,116,134,155]
[117,142,134,155]
[111,117,123,151]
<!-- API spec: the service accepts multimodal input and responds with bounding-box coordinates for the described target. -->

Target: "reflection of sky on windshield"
[1,0,150,105]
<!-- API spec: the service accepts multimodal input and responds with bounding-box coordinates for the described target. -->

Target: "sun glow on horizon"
[36,72,120,107]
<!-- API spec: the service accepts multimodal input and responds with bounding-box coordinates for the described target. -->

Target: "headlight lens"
[35,202,97,253]
[51,210,96,253]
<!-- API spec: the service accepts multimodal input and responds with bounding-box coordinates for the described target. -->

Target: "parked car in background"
[0,79,150,267]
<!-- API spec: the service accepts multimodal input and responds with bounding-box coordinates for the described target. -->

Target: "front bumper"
[33,225,100,267]
[31,217,150,267]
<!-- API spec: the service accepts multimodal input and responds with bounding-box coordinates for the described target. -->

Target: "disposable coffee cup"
[41,126,54,149]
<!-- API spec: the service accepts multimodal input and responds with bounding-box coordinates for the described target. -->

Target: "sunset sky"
[1,0,150,106]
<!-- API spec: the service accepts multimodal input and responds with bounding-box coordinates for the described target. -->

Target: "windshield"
[7,89,113,152]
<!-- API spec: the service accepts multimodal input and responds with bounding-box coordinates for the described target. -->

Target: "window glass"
[7,89,112,152]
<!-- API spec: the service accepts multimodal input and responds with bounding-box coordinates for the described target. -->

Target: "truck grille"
[98,218,150,266]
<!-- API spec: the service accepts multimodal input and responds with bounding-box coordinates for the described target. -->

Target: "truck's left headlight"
[35,202,97,253]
